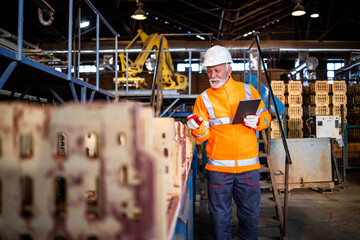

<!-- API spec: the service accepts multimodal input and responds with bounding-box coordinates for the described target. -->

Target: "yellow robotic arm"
[117,29,188,90]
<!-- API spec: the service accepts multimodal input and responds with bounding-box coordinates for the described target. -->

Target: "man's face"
[207,63,232,89]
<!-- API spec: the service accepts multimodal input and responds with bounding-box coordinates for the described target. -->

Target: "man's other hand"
[243,114,260,129]
[187,114,203,130]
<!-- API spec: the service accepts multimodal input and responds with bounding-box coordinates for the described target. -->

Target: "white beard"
[208,65,230,89]
[209,78,226,88]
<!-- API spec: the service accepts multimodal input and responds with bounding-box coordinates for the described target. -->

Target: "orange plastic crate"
[287,81,303,92]
[332,81,347,92]
[271,119,284,129]
[355,84,360,93]
[332,92,347,104]
[287,104,303,116]
[311,104,330,115]
[271,81,286,93]
[287,93,303,105]
[310,93,329,105]
[271,128,281,139]
[288,129,303,138]
[350,95,360,105]
[332,104,347,116]
[288,117,303,129]
[310,81,329,93]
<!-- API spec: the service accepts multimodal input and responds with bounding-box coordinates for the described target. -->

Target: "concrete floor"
[194,169,360,240]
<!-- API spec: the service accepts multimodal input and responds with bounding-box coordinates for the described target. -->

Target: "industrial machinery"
[313,115,344,147]
[116,29,188,90]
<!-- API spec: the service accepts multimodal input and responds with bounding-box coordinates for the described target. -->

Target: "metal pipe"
[89,90,96,103]
[283,160,290,238]
[96,14,99,91]
[162,33,213,37]
[341,104,346,181]
[69,82,78,102]
[160,98,180,117]
[84,0,117,36]
[242,51,246,82]
[115,34,118,101]
[188,50,192,95]
[256,33,261,94]
[42,40,360,53]
[67,0,73,80]
[248,48,252,84]
[77,5,81,79]
[0,62,17,90]
[81,86,86,103]
[49,88,66,104]
[345,124,348,174]
[126,51,129,93]
[17,0,24,60]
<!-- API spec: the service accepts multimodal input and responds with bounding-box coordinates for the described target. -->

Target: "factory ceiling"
[1,0,360,47]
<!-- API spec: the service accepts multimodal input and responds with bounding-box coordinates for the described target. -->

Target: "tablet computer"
[233,99,261,124]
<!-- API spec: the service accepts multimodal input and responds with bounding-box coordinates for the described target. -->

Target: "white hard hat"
[203,45,233,67]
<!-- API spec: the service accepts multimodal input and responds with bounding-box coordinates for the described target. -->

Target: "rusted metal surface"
[270,138,333,191]
[153,118,193,237]
[0,102,193,239]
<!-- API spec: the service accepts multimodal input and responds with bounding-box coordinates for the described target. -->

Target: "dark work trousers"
[207,169,261,240]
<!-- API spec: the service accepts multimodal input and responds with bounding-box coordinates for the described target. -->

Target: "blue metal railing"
[5,0,121,103]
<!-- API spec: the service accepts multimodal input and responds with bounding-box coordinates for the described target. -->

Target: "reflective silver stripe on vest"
[256,105,268,116]
[207,158,236,167]
[237,157,259,166]
[201,91,216,119]
[207,156,259,167]
[209,117,233,126]
[193,128,206,138]
[204,121,210,128]
[264,118,268,127]
[244,83,251,100]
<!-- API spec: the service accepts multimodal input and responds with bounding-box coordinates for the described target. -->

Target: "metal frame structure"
[0,0,121,104]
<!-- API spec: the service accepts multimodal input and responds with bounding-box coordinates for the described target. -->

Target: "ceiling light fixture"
[80,20,90,28]
[131,1,147,20]
[310,10,320,18]
[292,0,306,16]
[310,11,319,18]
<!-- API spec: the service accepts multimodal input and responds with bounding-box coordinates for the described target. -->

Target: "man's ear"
[228,66,232,76]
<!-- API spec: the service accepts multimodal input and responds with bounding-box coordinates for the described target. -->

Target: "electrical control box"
[315,115,341,138]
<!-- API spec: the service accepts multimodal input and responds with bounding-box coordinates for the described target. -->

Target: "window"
[327,62,344,83]
[176,63,200,72]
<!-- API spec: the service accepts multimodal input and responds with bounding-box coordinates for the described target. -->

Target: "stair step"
[260,181,273,189]
[258,217,281,228]
[260,198,277,208]
[260,165,270,173]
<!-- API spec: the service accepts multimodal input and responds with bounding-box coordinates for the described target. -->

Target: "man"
[187,45,271,240]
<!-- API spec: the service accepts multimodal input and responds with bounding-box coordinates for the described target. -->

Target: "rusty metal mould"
[0,102,193,240]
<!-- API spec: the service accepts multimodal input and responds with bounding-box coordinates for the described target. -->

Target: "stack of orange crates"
[270,81,286,139]
[309,81,330,116]
[287,81,303,138]
[331,81,347,123]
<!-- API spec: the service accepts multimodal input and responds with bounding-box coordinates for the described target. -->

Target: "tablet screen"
[233,99,261,124]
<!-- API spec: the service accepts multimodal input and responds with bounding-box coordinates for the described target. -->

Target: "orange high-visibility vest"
[191,76,271,173]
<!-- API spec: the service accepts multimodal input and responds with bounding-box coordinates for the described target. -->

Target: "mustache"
[209,78,223,82]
